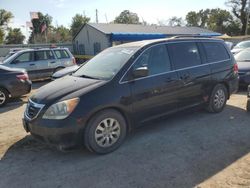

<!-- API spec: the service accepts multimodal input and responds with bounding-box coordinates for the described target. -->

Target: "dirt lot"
[0,82,250,188]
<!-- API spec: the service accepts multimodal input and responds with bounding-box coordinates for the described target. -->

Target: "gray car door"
[7,51,38,80]
[34,50,56,79]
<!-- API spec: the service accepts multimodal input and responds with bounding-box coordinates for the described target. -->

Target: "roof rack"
[170,35,213,39]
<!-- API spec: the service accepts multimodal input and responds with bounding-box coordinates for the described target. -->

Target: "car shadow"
[1,104,250,188]
[0,98,26,113]
[31,80,50,90]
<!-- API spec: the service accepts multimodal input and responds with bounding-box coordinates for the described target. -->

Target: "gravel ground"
[0,82,250,188]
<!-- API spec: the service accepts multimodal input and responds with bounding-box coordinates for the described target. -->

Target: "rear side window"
[54,50,70,59]
[168,42,201,69]
[203,42,230,63]
[133,44,171,76]
[35,50,54,61]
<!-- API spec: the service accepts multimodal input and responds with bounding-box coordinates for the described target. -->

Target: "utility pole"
[96,9,99,23]
[245,0,250,35]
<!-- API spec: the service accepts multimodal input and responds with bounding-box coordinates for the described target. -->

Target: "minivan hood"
[237,61,250,72]
[31,75,106,104]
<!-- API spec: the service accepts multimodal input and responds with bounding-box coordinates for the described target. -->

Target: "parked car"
[23,37,239,154]
[231,40,250,54]
[51,65,79,79]
[247,85,250,111]
[225,41,234,50]
[1,47,76,80]
[0,65,31,107]
[234,48,250,86]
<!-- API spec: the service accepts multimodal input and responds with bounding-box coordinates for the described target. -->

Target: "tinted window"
[15,52,33,63]
[203,42,230,63]
[73,47,137,80]
[168,42,201,69]
[54,50,70,59]
[35,50,54,61]
[133,45,171,76]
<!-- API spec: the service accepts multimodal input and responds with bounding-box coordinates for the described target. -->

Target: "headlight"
[42,98,79,120]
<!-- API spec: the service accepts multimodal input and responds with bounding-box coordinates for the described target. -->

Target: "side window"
[133,45,171,76]
[54,50,70,59]
[168,42,201,69]
[14,52,33,63]
[46,50,55,59]
[203,42,230,63]
[35,51,53,61]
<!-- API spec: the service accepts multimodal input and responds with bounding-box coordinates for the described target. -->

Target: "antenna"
[96,9,99,23]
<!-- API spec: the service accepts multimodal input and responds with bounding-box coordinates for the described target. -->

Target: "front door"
[8,51,38,80]
[128,44,182,123]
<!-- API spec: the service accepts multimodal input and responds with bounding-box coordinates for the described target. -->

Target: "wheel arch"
[84,106,133,133]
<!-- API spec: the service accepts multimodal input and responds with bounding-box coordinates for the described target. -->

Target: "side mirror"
[132,67,149,79]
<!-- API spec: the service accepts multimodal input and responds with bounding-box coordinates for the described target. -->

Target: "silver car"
[0,48,76,80]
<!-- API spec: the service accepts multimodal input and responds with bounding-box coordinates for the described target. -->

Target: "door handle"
[50,61,56,64]
[29,64,35,66]
[180,74,191,80]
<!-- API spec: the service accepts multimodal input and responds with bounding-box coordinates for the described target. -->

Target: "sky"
[0,0,229,40]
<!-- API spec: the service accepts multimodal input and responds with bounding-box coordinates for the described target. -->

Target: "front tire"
[0,88,9,107]
[84,109,127,154]
[206,84,228,113]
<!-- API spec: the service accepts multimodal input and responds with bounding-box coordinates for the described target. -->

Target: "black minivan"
[23,37,239,154]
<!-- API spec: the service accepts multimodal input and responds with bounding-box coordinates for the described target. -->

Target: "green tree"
[0,9,13,26]
[207,8,233,33]
[5,28,25,44]
[0,9,14,44]
[226,0,248,35]
[186,9,210,27]
[28,12,53,43]
[70,14,90,37]
[167,16,184,26]
[48,25,72,43]
[186,11,200,27]
[114,10,140,24]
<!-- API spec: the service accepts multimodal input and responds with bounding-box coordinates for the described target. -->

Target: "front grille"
[25,100,45,120]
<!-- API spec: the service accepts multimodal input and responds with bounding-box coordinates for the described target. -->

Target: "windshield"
[234,41,250,49]
[235,50,250,61]
[73,47,138,80]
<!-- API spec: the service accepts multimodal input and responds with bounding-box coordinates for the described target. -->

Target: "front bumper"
[23,113,84,149]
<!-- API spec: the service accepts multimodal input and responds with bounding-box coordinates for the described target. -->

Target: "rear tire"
[247,99,250,112]
[0,88,9,107]
[206,84,228,113]
[84,109,127,154]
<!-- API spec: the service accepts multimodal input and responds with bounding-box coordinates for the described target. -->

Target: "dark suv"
[23,37,239,154]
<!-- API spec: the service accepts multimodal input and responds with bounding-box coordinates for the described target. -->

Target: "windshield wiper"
[76,74,100,80]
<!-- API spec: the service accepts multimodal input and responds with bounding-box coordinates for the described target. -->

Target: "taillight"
[72,57,76,65]
[233,63,238,74]
[16,73,29,81]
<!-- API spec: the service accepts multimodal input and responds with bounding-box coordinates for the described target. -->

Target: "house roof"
[73,23,221,40]
[89,23,220,35]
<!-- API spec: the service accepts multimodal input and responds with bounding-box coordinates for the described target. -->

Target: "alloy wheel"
[0,91,6,105]
[213,89,225,109]
[95,118,121,148]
